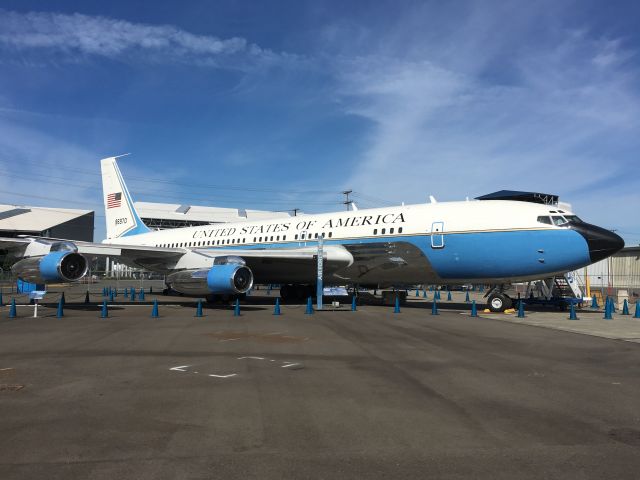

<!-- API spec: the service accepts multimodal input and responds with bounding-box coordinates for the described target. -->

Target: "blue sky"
[0,0,638,243]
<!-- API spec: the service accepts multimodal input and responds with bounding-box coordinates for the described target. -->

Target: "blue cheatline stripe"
[190,229,591,280]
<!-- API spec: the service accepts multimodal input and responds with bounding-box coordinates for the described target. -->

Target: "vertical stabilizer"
[100,156,151,239]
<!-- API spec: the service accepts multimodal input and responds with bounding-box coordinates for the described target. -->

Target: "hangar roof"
[134,202,294,223]
[0,204,93,233]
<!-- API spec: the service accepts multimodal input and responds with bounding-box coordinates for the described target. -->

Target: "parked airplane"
[1,157,624,311]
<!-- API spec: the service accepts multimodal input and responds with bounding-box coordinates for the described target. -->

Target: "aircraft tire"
[487,293,512,312]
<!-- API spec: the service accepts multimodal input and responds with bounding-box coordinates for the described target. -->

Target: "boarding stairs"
[524,271,584,307]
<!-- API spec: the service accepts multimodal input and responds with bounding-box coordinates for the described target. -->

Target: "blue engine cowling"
[166,264,254,295]
[207,264,253,293]
[11,251,89,283]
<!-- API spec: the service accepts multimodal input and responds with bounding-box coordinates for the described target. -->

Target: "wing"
[1,236,353,283]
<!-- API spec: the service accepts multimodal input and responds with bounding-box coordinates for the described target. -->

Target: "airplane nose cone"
[570,222,625,263]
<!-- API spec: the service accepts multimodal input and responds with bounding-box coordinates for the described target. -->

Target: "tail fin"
[100,156,151,239]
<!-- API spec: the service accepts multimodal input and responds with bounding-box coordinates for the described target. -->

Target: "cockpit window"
[551,216,567,226]
[537,216,552,225]
[564,215,583,224]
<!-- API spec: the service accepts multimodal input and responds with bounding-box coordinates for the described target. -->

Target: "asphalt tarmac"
[1,300,640,479]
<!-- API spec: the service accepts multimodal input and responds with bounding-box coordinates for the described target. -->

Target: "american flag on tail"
[107,192,122,209]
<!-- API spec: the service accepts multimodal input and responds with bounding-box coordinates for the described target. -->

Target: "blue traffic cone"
[57,297,64,318]
[196,299,203,317]
[465,291,470,303]
[431,300,439,315]
[151,299,159,318]
[9,298,17,318]
[569,303,578,320]
[130,288,136,301]
[139,288,145,301]
[590,295,598,309]
[422,289,427,299]
[622,299,630,315]
[415,289,420,297]
[517,301,525,318]
[101,300,108,318]
[305,297,314,315]
[233,298,241,316]
[604,300,612,320]
[393,296,401,314]
[470,300,478,317]
[351,295,357,311]
[634,301,640,319]
[273,298,281,316]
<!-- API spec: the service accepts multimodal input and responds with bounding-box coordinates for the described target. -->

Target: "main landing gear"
[280,284,315,302]
[486,286,513,312]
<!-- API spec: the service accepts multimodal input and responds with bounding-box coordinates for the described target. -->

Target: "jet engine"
[11,251,89,283]
[166,264,254,296]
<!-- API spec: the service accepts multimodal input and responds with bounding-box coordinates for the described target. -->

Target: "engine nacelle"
[167,264,254,295]
[11,252,89,283]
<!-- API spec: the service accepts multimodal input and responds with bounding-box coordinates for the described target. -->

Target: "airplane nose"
[570,222,625,263]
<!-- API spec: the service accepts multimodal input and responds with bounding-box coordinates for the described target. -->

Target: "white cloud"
[0,10,294,69]
[329,5,640,238]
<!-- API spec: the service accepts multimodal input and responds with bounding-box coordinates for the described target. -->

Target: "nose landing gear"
[485,286,513,312]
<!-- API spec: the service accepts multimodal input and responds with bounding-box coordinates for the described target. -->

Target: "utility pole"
[342,190,353,211]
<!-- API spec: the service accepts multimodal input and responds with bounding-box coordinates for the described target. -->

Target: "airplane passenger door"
[431,222,445,248]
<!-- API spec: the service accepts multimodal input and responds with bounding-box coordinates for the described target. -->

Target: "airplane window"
[301,233,305,239]
[329,232,332,238]
[381,228,386,234]
[295,234,298,240]
[243,238,246,243]
[390,228,394,234]
[283,235,286,240]
[315,233,318,239]
[537,216,552,225]
[270,236,274,241]
[231,239,235,244]
[253,237,256,242]
[552,216,566,226]
[564,215,583,223]
[373,229,377,235]
[398,227,403,233]
[277,236,280,241]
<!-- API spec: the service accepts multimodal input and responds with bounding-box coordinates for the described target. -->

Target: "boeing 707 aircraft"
[0,157,624,311]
